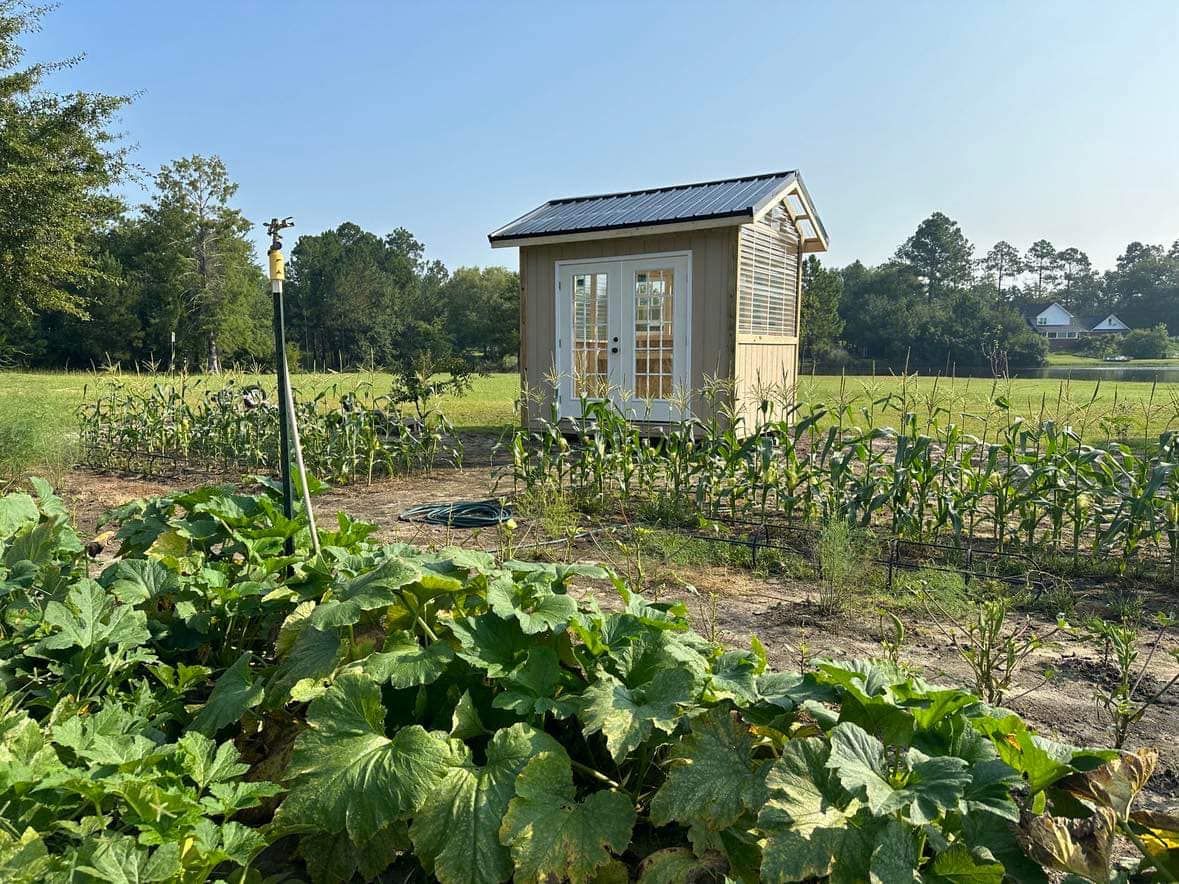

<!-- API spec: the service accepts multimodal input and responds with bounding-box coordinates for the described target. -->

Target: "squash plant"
[2,480,1177,882]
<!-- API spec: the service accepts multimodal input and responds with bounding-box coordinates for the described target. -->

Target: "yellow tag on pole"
[268,249,285,282]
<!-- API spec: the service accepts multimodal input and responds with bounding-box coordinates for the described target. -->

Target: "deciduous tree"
[0,3,130,342]
[138,156,266,371]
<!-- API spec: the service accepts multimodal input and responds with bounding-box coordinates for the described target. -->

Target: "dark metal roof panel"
[489,171,799,243]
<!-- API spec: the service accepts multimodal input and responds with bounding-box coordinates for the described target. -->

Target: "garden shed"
[489,170,828,430]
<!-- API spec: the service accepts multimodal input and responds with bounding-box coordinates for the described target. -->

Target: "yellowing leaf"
[1017,806,1117,883]
[500,749,635,884]
[1057,748,1156,821]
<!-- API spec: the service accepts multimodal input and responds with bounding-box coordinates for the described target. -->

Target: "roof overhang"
[752,174,829,253]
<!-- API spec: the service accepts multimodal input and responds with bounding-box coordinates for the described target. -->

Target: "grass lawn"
[4,368,1179,481]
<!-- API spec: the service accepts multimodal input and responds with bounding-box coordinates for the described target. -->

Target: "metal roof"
[489,171,822,246]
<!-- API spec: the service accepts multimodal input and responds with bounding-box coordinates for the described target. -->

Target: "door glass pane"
[633,269,674,400]
[572,272,609,398]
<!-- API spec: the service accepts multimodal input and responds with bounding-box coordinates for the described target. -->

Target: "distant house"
[1023,301,1130,341]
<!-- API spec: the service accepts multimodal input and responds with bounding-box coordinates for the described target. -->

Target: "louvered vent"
[737,205,798,335]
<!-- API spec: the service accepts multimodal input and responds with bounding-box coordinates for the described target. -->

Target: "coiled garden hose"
[398,499,513,528]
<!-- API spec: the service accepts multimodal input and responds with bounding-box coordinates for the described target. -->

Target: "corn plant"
[78,373,459,483]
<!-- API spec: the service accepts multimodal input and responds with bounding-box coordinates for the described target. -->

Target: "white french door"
[555,252,691,423]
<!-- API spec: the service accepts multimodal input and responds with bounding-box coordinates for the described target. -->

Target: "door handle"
[611,346,619,354]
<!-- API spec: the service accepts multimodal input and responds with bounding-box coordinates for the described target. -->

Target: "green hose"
[398,499,513,528]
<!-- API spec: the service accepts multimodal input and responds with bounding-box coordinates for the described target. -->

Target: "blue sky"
[24,1,1179,272]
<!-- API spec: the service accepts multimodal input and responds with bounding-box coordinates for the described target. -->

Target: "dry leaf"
[1018,806,1117,883]
[1057,748,1157,820]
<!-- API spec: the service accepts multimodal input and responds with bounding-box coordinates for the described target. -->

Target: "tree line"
[0,4,517,387]
[801,212,1179,368]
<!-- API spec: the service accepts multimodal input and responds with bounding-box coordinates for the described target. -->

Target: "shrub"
[815,518,869,612]
[1120,323,1171,358]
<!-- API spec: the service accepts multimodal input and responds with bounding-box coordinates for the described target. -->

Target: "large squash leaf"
[308,559,422,629]
[410,723,560,884]
[36,580,149,653]
[499,749,635,884]
[758,736,882,883]
[826,722,970,824]
[275,672,461,843]
[579,668,696,763]
[487,572,578,635]
[649,707,770,832]
[364,630,455,689]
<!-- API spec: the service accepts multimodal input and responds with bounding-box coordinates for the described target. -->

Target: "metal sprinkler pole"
[266,217,320,556]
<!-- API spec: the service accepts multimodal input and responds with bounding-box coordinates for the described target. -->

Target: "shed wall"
[520,227,738,427]
[733,209,802,422]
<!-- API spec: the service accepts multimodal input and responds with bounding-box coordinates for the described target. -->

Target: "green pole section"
[267,218,295,556]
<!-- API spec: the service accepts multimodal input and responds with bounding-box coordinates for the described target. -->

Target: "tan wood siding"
[733,339,798,423]
[520,227,737,427]
[733,209,803,424]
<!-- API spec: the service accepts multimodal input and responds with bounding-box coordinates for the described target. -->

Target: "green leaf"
[826,723,970,823]
[37,580,149,652]
[297,825,409,884]
[649,707,770,831]
[309,558,422,628]
[487,572,578,634]
[99,558,178,605]
[266,623,343,705]
[275,600,316,657]
[758,736,874,883]
[199,780,284,816]
[962,759,1021,821]
[79,837,181,883]
[51,704,160,766]
[276,672,462,843]
[837,683,915,748]
[923,844,1005,883]
[0,493,39,538]
[450,689,489,739]
[971,714,1072,792]
[451,612,529,677]
[962,811,1049,883]
[500,749,635,884]
[707,650,760,705]
[410,723,562,884]
[492,646,581,719]
[176,732,248,788]
[868,818,921,883]
[364,631,455,688]
[636,847,728,884]
[579,668,696,762]
[0,828,55,883]
[188,652,263,736]
[825,722,897,815]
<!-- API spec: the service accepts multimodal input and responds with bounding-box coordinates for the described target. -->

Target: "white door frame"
[554,250,692,422]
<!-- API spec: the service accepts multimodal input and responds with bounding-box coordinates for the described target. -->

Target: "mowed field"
[4,368,1179,480]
